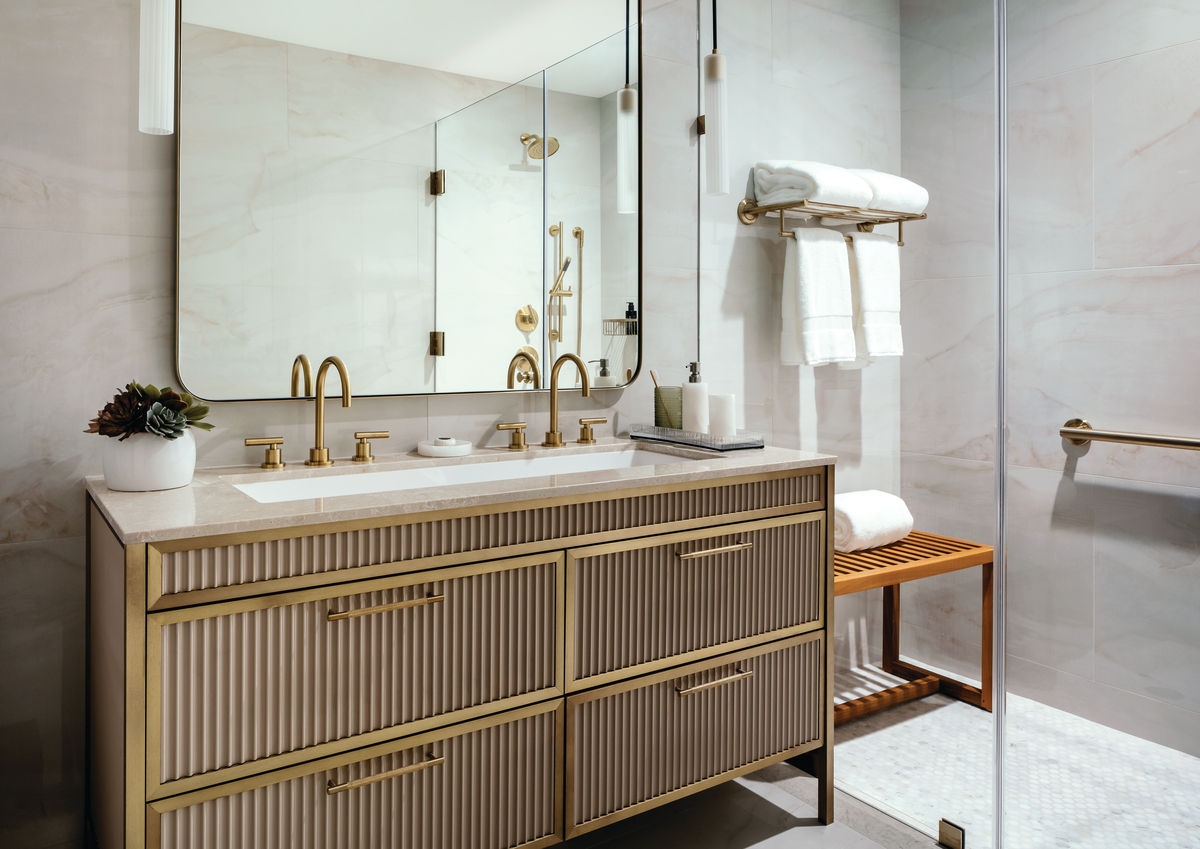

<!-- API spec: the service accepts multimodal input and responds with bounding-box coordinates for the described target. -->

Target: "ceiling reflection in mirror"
[176,0,640,400]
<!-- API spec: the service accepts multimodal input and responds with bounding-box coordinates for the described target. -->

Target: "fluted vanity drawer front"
[150,468,823,607]
[567,514,824,688]
[151,702,563,849]
[565,633,823,837]
[149,553,562,794]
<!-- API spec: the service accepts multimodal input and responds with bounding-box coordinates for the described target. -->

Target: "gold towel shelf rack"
[1060,418,1200,451]
[736,198,927,246]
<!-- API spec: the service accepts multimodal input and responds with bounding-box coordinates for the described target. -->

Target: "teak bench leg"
[835,560,995,725]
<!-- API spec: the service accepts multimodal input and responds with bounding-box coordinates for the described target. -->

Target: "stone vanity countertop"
[86,437,834,544]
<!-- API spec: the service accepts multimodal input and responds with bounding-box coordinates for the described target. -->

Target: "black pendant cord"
[625,0,631,86]
[712,0,718,51]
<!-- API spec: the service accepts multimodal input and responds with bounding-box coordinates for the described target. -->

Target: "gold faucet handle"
[245,436,285,470]
[352,431,389,464]
[496,421,529,451]
[577,417,607,445]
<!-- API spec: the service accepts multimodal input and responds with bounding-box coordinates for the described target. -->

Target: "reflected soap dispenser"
[681,361,709,434]
[625,301,638,335]
[590,358,617,387]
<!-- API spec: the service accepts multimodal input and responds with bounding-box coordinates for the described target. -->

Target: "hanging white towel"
[848,169,929,214]
[753,161,874,208]
[780,228,857,367]
[834,490,914,553]
[842,230,903,364]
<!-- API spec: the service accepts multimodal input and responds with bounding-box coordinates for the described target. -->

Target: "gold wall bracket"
[696,115,706,135]
[430,169,446,196]
[429,331,445,357]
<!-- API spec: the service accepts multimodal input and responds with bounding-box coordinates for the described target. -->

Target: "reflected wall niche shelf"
[736,198,927,246]
[602,318,639,337]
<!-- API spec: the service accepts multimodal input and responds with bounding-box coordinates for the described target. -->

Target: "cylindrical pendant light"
[139,0,176,135]
[703,0,728,196]
[616,0,638,214]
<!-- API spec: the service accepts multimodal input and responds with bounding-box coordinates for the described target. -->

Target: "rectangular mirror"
[176,0,641,400]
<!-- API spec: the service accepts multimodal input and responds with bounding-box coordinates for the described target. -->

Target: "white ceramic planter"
[102,429,196,492]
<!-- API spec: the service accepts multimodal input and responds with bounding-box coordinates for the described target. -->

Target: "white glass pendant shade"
[617,86,638,215]
[703,51,728,196]
[139,0,176,135]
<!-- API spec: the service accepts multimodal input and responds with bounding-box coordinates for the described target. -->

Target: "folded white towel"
[834,490,914,553]
[753,160,874,208]
[848,169,929,214]
[780,228,857,367]
[841,231,902,367]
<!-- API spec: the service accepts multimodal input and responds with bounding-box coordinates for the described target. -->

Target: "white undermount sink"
[233,447,689,504]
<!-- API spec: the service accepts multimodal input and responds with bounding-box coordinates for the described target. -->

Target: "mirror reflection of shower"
[521,132,560,159]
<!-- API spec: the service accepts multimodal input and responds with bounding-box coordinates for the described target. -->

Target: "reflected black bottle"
[625,301,638,335]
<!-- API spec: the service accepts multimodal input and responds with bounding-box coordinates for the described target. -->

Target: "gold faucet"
[290,354,312,397]
[306,356,351,466]
[507,351,542,388]
[543,353,590,447]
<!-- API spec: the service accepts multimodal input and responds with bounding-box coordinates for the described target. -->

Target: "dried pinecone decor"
[85,381,214,441]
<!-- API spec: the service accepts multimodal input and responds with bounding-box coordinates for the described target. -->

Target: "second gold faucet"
[543,353,590,447]
[306,356,351,466]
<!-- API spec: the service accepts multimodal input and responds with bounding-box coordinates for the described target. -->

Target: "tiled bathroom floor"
[835,666,1200,849]
[565,762,932,849]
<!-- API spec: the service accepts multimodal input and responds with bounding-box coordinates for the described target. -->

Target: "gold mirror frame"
[172,0,643,402]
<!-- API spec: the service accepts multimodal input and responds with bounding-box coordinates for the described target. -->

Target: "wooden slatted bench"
[833,530,994,725]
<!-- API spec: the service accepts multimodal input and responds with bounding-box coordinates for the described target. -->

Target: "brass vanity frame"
[170,0,645,403]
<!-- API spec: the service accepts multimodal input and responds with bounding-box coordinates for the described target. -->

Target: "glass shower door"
[1001,2,1200,846]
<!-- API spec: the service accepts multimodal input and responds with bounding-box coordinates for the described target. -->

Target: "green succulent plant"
[86,380,215,440]
[144,402,189,439]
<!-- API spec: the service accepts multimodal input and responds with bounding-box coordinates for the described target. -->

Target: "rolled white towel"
[753,160,874,208]
[848,169,929,214]
[834,490,914,553]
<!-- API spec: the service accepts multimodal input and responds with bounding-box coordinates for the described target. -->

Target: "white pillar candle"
[709,393,737,438]
[682,381,710,434]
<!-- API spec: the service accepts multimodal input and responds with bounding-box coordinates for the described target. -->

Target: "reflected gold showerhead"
[520,132,560,159]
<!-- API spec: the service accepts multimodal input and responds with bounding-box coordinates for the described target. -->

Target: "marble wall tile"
[1093,39,1200,269]
[1006,0,1200,84]
[0,228,174,544]
[897,454,995,680]
[1090,476,1200,714]
[1005,466,1095,677]
[0,537,85,849]
[1007,265,1200,489]
[899,276,995,461]
[1007,69,1094,275]
[0,0,173,239]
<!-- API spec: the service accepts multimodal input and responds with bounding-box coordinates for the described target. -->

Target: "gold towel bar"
[737,197,926,247]
[1060,418,1200,451]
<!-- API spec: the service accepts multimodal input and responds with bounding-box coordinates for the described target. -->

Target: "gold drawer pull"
[326,753,444,795]
[675,667,755,696]
[327,593,444,622]
[675,540,754,560]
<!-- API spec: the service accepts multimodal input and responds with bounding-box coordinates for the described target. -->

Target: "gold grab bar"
[326,753,444,795]
[676,540,754,560]
[676,668,755,697]
[327,593,445,622]
[1060,418,1200,452]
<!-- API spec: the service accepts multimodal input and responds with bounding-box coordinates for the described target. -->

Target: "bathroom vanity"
[87,441,835,848]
